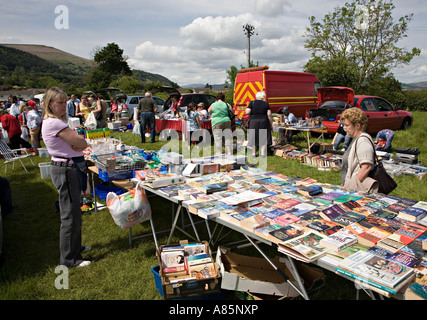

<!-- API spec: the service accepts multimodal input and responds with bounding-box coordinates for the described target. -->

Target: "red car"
[307,87,413,135]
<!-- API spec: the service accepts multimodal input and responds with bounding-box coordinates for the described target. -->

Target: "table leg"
[244,234,310,300]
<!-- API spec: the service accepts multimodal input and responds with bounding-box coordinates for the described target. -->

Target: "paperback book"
[277,231,329,263]
[319,230,358,251]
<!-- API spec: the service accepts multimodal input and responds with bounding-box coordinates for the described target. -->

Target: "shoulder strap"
[354,134,379,165]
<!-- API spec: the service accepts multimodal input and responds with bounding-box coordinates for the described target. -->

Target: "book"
[284,202,318,217]
[219,190,269,206]
[329,243,370,260]
[331,211,366,226]
[184,253,212,272]
[272,198,302,210]
[376,233,407,253]
[273,213,300,226]
[366,245,394,259]
[182,243,207,256]
[255,223,283,242]
[336,251,415,291]
[160,249,186,273]
[393,222,427,245]
[197,206,222,220]
[277,231,329,263]
[240,213,271,232]
[297,184,323,197]
[386,250,418,267]
[413,201,427,211]
[306,218,339,234]
[357,227,392,247]
[405,275,427,300]
[197,182,229,194]
[333,194,362,204]
[268,225,305,243]
[398,206,427,222]
[135,169,161,181]
[319,204,346,221]
[188,261,216,279]
[320,230,358,251]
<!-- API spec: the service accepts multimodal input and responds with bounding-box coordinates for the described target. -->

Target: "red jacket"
[1,114,22,137]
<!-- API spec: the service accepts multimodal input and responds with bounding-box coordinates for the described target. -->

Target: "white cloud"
[255,0,291,17]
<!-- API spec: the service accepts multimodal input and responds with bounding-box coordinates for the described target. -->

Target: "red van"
[233,66,322,118]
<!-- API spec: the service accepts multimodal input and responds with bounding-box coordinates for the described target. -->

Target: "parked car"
[93,88,164,120]
[307,86,413,135]
[158,86,216,115]
[126,94,165,115]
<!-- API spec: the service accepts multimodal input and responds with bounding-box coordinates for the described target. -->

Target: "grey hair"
[256,91,266,100]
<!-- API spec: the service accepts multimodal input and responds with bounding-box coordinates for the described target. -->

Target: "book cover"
[319,230,358,251]
[268,225,305,243]
[394,222,427,245]
[240,213,271,231]
[272,198,302,210]
[336,251,415,289]
[182,243,207,256]
[319,204,346,221]
[261,208,287,220]
[284,202,318,217]
[255,223,283,241]
[366,245,394,259]
[345,222,369,236]
[331,243,370,259]
[306,219,338,233]
[278,231,329,263]
[333,194,362,204]
[387,250,418,267]
[189,262,216,279]
[184,253,212,272]
[317,191,346,202]
[341,200,362,211]
[160,250,185,273]
[297,184,323,197]
[413,201,427,211]
[273,213,300,226]
[332,211,365,226]
[197,206,222,220]
[197,182,229,194]
[398,206,427,222]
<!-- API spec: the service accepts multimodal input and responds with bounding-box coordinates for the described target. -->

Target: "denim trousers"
[140,112,156,143]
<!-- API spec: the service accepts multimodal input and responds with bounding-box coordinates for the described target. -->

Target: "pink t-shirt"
[41,117,83,162]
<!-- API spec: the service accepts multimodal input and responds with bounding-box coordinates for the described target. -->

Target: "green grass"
[1,112,426,300]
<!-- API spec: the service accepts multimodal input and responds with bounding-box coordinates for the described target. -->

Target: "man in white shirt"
[9,96,21,119]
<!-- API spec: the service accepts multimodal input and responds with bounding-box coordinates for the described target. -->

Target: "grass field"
[0,111,426,301]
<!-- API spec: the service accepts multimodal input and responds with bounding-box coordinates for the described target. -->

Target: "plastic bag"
[21,126,29,142]
[106,182,151,230]
[85,112,97,130]
[132,120,141,135]
[1,128,10,144]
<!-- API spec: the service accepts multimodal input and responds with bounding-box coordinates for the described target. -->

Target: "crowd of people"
[0,87,400,269]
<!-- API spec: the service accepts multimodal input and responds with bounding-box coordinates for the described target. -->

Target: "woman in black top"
[245,91,273,157]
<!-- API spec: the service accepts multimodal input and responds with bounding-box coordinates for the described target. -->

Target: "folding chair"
[0,140,35,173]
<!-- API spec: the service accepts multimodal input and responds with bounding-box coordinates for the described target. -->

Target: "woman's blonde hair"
[42,87,68,121]
[341,107,368,132]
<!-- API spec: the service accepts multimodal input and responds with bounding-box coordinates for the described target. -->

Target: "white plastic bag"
[106,182,152,230]
[21,126,29,142]
[132,121,141,135]
[85,112,97,130]
[1,128,10,144]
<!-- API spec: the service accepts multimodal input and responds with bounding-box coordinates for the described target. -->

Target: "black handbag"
[227,103,235,121]
[356,136,397,194]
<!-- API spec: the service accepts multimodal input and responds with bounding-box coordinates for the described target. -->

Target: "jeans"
[334,134,352,150]
[140,112,156,143]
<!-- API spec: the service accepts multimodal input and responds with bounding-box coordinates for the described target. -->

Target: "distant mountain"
[402,81,427,90]
[182,83,228,89]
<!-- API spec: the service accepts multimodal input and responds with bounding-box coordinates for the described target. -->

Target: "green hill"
[0,44,176,90]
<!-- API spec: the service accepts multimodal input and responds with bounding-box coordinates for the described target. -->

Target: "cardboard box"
[156,240,222,300]
[216,247,300,298]
[108,121,121,129]
[319,143,333,152]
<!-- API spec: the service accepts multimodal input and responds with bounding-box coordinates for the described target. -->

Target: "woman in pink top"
[41,87,91,268]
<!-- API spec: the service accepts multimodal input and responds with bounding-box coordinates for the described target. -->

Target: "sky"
[1,0,426,87]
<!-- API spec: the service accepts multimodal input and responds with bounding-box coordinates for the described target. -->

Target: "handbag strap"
[353,134,380,167]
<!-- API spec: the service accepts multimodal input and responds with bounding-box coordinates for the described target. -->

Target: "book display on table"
[134,154,427,297]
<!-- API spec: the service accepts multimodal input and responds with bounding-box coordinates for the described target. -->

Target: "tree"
[303,0,421,92]
[88,43,131,92]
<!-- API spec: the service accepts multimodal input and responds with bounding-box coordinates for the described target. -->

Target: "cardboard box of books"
[156,240,221,300]
[216,246,301,297]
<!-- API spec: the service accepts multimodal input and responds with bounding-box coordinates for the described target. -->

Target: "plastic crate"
[151,265,164,297]
[97,168,134,182]
[94,184,126,202]
[38,162,51,179]
[37,147,50,158]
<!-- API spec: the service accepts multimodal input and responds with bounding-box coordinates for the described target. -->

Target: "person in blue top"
[66,94,77,118]
[374,129,394,152]
[185,102,201,149]
[278,106,297,144]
